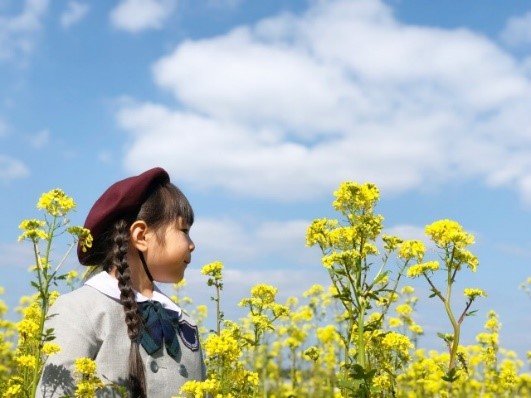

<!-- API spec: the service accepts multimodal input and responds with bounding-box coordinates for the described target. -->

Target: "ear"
[130,220,149,252]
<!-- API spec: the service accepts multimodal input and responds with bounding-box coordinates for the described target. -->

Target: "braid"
[113,220,147,398]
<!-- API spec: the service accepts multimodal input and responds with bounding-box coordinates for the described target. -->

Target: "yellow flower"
[74,357,97,375]
[75,380,104,398]
[425,219,474,248]
[382,331,413,358]
[249,284,277,303]
[401,285,415,294]
[382,235,403,251]
[389,317,403,328]
[464,288,487,299]
[196,305,208,318]
[37,188,76,216]
[3,384,22,398]
[302,284,324,297]
[373,374,391,390]
[409,323,424,335]
[291,306,313,322]
[499,360,518,389]
[203,329,240,362]
[17,219,47,242]
[306,218,338,246]
[42,342,61,355]
[67,226,93,252]
[395,304,413,316]
[398,240,426,262]
[15,354,36,369]
[303,346,320,361]
[316,325,339,344]
[16,318,40,339]
[201,261,224,280]
[332,181,379,212]
[66,270,78,282]
[406,261,439,278]
[476,332,498,346]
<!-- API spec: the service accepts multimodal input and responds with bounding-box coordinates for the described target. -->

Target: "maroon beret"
[77,167,170,265]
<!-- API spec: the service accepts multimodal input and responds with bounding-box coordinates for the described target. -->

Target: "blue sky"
[1,0,530,358]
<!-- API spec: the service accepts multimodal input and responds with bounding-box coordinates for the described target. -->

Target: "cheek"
[151,256,186,283]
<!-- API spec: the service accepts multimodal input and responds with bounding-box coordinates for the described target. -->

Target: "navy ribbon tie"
[137,301,199,362]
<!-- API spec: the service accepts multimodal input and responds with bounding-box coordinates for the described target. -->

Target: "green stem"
[216,283,221,335]
[357,301,366,368]
[444,268,460,371]
[30,215,57,398]
[290,348,296,390]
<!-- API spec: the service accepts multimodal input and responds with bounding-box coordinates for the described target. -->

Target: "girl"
[37,167,206,398]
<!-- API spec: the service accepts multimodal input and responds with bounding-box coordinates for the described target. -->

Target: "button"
[150,360,159,373]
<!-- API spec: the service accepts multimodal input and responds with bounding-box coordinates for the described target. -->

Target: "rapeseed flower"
[406,261,439,278]
[464,288,487,299]
[41,342,61,356]
[425,219,474,248]
[398,240,426,262]
[17,219,47,242]
[201,261,223,281]
[15,355,36,369]
[73,358,104,398]
[332,181,379,213]
[36,188,76,216]
[2,383,22,398]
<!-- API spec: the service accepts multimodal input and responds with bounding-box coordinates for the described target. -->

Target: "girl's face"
[143,217,195,283]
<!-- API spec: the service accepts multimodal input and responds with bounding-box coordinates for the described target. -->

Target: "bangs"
[138,182,194,228]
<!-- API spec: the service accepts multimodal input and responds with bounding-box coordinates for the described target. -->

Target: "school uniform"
[37,272,206,398]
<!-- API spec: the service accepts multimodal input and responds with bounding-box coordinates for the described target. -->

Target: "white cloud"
[26,129,49,149]
[97,150,112,163]
[110,0,177,33]
[0,155,30,182]
[0,242,33,269]
[500,11,531,47]
[384,225,426,242]
[60,1,89,28]
[0,0,49,61]
[191,217,320,267]
[191,217,258,264]
[116,0,531,203]
[168,265,330,321]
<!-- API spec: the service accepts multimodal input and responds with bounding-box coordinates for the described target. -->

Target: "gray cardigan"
[37,285,206,397]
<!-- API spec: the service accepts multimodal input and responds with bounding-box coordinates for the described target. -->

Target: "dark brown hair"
[89,182,193,397]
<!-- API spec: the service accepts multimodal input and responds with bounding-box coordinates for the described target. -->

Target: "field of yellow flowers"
[0,183,529,397]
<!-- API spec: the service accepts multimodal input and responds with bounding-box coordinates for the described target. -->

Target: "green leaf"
[442,367,459,382]
[366,369,377,379]
[465,310,478,317]
[373,270,389,285]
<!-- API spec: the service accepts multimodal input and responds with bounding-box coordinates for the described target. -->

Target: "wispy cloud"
[26,129,49,149]
[109,0,177,33]
[0,0,49,62]
[115,0,531,204]
[0,155,30,182]
[0,242,33,269]
[500,11,531,47]
[60,1,89,29]
[191,217,321,267]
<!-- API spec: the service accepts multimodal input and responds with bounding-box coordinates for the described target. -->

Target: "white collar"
[85,271,182,315]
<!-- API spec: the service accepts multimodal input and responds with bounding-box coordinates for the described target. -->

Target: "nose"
[188,237,195,252]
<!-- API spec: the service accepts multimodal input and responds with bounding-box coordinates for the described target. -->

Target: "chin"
[155,275,184,284]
